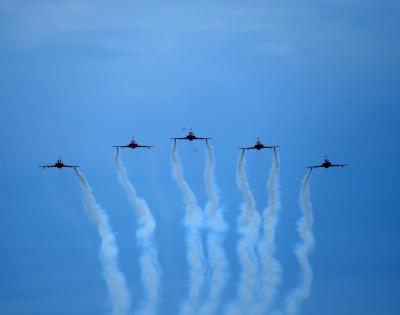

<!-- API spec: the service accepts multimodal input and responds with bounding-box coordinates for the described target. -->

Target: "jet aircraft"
[171,130,211,142]
[113,137,154,149]
[307,158,347,169]
[40,158,79,169]
[239,138,279,151]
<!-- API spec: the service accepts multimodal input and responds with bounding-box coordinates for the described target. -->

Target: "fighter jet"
[40,157,79,169]
[239,138,279,151]
[307,158,347,169]
[171,129,211,142]
[113,137,154,149]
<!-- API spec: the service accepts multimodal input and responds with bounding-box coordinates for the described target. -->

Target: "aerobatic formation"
[40,129,347,315]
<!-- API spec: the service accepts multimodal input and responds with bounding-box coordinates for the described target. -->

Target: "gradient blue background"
[0,1,399,314]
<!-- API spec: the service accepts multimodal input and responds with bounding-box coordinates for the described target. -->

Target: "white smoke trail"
[226,150,261,315]
[282,169,314,315]
[171,141,206,315]
[74,169,131,315]
[257,149,282,313]
[198,142,229,315]
[114,149,161,315]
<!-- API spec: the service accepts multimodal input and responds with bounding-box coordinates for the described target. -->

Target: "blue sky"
[0,1,399,314]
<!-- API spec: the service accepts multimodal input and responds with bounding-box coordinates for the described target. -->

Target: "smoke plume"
[171,141,206,315]
[226,150,261,315]
[198,142,229,315]
[115,149,161,315]
[257,149,282,313]
[283,169,314,315]
[74,169,131,315]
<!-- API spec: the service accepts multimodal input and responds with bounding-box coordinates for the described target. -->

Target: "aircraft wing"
[332,163,347,168]
[239,146,256,150]
[40,165,55,168]
[171,137,211,141]
[195,137,211,140]
[64,165,79,168]
[113,145,129,148]
[171,137,186,140]
[306,165,323,169]
[137,145,154,149]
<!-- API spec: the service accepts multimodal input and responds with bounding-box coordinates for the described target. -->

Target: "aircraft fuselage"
[322,160,332,168]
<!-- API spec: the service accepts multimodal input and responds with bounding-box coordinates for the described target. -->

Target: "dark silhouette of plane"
[239,138,279,151]
[113,137,154,149]
[307,158,347,169]
[171,129,211,142]
[40,157,79,169]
